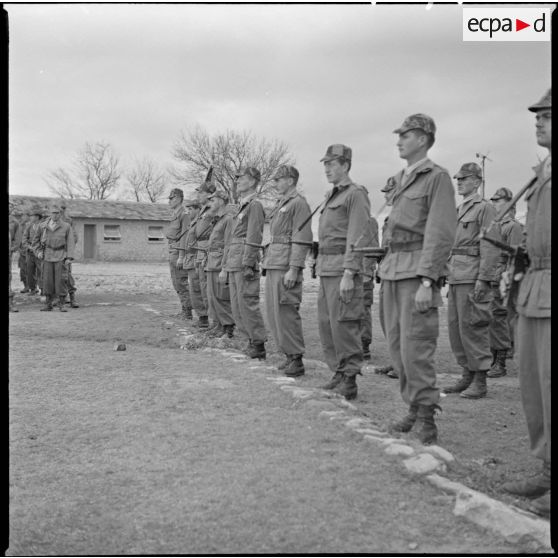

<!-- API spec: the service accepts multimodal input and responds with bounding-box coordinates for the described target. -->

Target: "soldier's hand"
[218,270,228,284]
[176,258,184,269]
[473,279,489,301]
[363,275,373,284]
[499,271,511,299]
[339,272,354,303]
[415,284,433,313]
[243,266,256,280]
[283,268,299,289]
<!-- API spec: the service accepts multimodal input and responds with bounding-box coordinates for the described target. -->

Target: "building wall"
[72,218,170,262]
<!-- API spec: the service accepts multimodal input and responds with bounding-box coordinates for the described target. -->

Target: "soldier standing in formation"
[316,144,372,400]
[360,214,379,361]
[204,190,235,339]
[39,204,75,312]
[502,88,551,518]
[443,162,500,400]
[222,167,267,359]
[487,187,524,377]
[9,202,20,312]
[22,206,43,296]
[262,165,312,377]
[380,114,456,444]
[166,188,193,321]
[15,209,30,294]
[60,203,80,308]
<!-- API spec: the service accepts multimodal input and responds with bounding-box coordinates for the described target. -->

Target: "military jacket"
[183,207,203,270]
[193,209,215,265]
[362,216,379,279]
[262,189,312,271]
[495,214,524,273]
[378,159,456,282]
[517,158,551,318]
[30,218,49,257]
[9,218,19,254]
[316,181,371,277]
[448,193,501,285]
[61,214,79,244]
[205,211,234,272]
[222,193,265,272]
[40,219,75,262]
[23,222,41,254]
[166,205,190,255]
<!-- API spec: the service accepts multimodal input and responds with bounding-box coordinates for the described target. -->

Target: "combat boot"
[20,287,29,293]
[362,338,371,360]
[222,324,235,339]
[389,403,419,433]
[247,341,266,360]
[180,307,193,320]
[277,354,292,370]
[528,491,550,517]
[320,371,344,390]
[40,296,53,311]
[336,372,358,400]
[285,355,305,377]
[197,315,209,330]
[442,368,474,394]
[460,370,487,399]
[58,296,68,312]
[69,293,80,308]
[415,404,441,445]
[9,296,18,313]
[487,350,507,378]
[502,463,551,498]
[206,324,225,338]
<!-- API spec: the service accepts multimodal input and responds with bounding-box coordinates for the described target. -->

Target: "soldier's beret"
[393,113,436,137]
[168,188,184,199]
[235,167,261,182]
[490,187,513,202]
[273,165,299,181]
[320,144,352,163]
[454,162,482,179]
[528,88,551,113]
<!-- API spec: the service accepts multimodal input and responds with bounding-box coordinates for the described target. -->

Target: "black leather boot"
[320,371,344,390]
[390,403,419,433]
[336,372,358,400]
[197,315,209,329]
[502,462,551,498]
[222,324,235,339]
[285,355,305,377]
[487,350,507,378]
[442,368,474,394]
[69,293,80,308]
[277,354,292,370]
[415,404,441,445]
[40,296,53,311]
[362,338,371,360]
[247,341,266,360]
[460,370,487,399]
[58,296,68,312]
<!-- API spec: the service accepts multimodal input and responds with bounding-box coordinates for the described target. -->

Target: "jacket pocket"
[337,277,364,322]
[537,270,551,309]
[408,306,439,339]
[279,278,303,306]
[466,290,492,327]
[242,273,261,299]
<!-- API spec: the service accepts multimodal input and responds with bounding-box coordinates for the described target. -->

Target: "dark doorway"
[83,224,96,259]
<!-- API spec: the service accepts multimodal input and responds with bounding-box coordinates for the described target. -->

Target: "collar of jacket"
[395,159,434,194]
[273,188,299,212]
[236,192,257,216]
[172,205,184,220]
[458,192,483,219]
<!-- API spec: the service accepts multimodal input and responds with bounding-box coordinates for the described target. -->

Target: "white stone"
[335,399,358,411]
[290,388,315,400]
[421,444,455,463]
[384,443,415,457]
[364,435,389,444]
[345,418,374,429]
[279,385,297,391]
[319,410,346,419]
[403,453,444,475]
[267,377,296,384]
[248,365,276,371]
[303,359,330,370]
[354,428,388,437]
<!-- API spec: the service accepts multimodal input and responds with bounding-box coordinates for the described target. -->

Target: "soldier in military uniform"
[262,165,312,377]
[23,206,44,296]
[379,115,456,444]
[442,163,500,399]
[9,202,20,312]
[221,167,267,359]
[60,202,80,308]
[39,204,75,312]
[502,89,551,518]
[487,187,524,377]
[166,188,193,321]
[316,145,372,400]
[361,214,379,361]
[205,189,235,338]
[15,209,30,293]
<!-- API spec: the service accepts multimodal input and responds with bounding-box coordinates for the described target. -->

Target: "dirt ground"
[8,261,548,554]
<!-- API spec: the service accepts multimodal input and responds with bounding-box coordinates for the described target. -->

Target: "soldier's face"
[168,194,182,209]
[535,109,551,149]
[396,130,426,161]
[324,160,346,184]
[456,176,479,197]
[274,177,292,195]
[491,198,507,213]
[51,211,60,221]
[236,174,255,194]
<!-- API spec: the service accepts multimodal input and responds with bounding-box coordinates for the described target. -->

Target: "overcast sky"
[7,3,552,216]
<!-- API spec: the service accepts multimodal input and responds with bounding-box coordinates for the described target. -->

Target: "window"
[103,224,121,242]
[148,225,165,242]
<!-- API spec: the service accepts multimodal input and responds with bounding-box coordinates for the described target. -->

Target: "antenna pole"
[475,151,493,198]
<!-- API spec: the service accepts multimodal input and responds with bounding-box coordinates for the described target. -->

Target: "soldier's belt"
[451,246,480,257]
[319,246,346,255]
[529,256,551,270]
[388,240,423,253]
[270,235,291,244]
[230,239,263,249]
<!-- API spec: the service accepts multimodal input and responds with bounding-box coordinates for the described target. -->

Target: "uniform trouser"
[168,251,191,312]
[517,315,551,464]
[448,283,493,371]
[18,252,27,286]
[62,260,76,295]
[318,275,363,376]
[9,253,14,298]
[382,278,440,406]
[206,271,234,327]
[361,279,374,343]
[489,287,512,352]
[187,265,208,318]
[25,252,41,291]
[229,270,266,343]
[42,261,66,297]
[264,269,305,355]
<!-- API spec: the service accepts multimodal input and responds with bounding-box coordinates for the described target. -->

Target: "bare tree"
[170,126,294,202]
[126,157,168,203]
[44,141,122,200]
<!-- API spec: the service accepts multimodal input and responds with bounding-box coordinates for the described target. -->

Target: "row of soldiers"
[9,202,79,312]
[165,88,550,517]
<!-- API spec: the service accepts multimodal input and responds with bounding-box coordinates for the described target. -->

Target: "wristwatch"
[421,277,432,288]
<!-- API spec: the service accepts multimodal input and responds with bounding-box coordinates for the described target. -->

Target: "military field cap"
[490,187,513,201]
[50,204,61,212]
[393,113,436,137]
[454,162,482,179]
[168,188,184,199]
[320,144,352,163]
[235,167,261,182]
[528,88,551,112]
[273,165,299,181]
[30,205,43,216]
[59,201,67,209]
[208,189,229,202]
[380,177,396,192]
[196,181,217,194]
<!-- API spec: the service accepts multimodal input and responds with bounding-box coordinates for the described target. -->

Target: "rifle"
[350,246,386,262]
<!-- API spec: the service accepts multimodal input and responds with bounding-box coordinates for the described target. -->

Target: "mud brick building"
[10,196,172,262]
